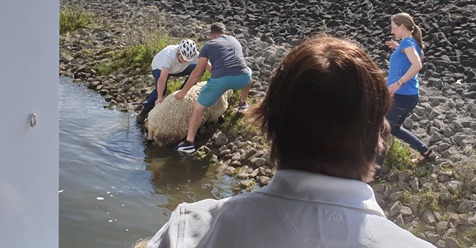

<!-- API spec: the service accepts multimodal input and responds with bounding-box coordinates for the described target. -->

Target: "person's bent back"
[140,36,436,248]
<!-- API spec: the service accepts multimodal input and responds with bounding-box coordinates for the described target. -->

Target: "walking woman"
[382,12,435,164]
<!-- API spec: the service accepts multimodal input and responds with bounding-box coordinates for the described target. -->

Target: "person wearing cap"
[173,22,253,154]
[136,39,209,123]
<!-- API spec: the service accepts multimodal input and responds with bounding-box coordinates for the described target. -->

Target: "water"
[59,76,238,248]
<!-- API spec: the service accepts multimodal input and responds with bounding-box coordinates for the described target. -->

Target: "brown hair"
[210,22,226,34]
[392,13,424,50]
[251,36,390,182]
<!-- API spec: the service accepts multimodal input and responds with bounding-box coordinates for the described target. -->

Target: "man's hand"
[155,96,164,105]
[175,90,186,100]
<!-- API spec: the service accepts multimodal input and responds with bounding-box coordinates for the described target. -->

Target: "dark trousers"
[376,93,429,166]
[142,63,196,112]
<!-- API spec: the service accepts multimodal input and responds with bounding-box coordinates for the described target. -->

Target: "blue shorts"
[197,68,252,107]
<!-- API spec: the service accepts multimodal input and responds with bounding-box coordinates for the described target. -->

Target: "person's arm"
[175,57,208,100]
[388,47,422,95]
[206,61,212,73]
[385,39,399,49]
[155,68,170,104]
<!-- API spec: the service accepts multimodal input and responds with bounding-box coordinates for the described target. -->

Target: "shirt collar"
[257,169,385,217]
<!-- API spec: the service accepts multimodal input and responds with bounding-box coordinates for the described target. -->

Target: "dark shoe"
[136,108,148,124]
[412,150,436,164]
[174,140,196,154]
[373,169,383,182]
[237,102,249,112]
[235,102,249,116]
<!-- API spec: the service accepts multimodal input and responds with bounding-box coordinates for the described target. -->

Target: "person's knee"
[194,102,206,112]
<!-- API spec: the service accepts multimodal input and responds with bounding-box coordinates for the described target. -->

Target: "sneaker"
[174,140,196,154]
[412,150,436,164]
[237,102,249,112]
[136,108,148,124]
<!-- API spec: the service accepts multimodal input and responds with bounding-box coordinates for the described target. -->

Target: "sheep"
[146,81,229,147]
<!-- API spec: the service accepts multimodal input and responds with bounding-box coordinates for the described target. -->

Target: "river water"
[59,76,239,248]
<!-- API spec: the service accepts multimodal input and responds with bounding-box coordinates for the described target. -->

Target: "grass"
[96,34,213,83]
[385,138,415,172]
[418,189,442,212]
[97,34,178,77]
[458,229,476,248]
[164,71,211,95]
[60,8,95,34]
[219,89,261,136]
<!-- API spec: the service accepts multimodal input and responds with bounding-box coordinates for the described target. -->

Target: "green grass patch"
[60,8,95,34]
[417,189,442,213]
[96,34,213,81]
[458,229,476,248]
[385,138,415,171]
[96,34,179,77]
[165,71,211,95]
[200,71,211,82]
[219,90,261,136]
[165,80,184,95]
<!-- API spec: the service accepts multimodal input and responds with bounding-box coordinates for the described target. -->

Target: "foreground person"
[136,36,435,248]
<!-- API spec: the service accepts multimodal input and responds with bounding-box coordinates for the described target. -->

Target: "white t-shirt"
[146,169,435,248]
[151,45,198,74]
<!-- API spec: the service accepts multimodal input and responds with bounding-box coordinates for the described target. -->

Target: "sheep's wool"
[147,81,229,146]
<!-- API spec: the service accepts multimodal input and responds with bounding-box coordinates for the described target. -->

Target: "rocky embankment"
[60,0,476,246]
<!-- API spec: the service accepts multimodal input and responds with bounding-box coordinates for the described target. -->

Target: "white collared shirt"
[146,169,435,248]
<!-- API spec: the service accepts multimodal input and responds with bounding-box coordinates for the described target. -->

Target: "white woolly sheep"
[147,81,229,147]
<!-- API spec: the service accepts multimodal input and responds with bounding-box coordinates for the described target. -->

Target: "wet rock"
[258,176,271,186]
[212,131,228,146]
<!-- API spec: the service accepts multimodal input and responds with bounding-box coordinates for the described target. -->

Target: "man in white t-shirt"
[136,39,201,123]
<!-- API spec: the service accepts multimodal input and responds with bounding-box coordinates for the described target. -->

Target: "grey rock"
[422,210,436,224]
[230,160,241,167]
[224,166,235,176]
[435,221,449,235]
[444,237,460,248]
[258,176,271,186]
[426,233,441,244]
[239,179,255,189]
[457,200,476,213]
[444,181,463,194]
[409,177,420,192]
[389,201,403,217]
[251,157,267,167]
[394,214,404,227]
[401,206,413,216]
[389,191,404,201]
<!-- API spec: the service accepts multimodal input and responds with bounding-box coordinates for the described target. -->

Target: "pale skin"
[386,21,423,96]
[175,31,252,143]
[154,53,187,105]
[175,57,209,142]
[155,53,212,105]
